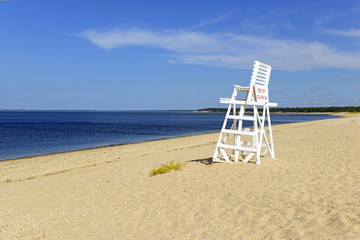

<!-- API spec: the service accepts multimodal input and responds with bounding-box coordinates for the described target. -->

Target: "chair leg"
[213,88,238,162]
[266,106,275,159]
[253,106,261,164]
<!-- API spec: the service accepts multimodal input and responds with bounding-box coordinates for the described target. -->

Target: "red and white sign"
[254,86,269,104]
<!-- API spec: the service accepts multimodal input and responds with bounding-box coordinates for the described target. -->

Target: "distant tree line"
[269,106,360,113]
[196,106,360,113]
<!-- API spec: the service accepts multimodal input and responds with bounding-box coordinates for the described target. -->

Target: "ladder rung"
[218,144,257,152]
[227,115,255,121]
[222,129,257,136]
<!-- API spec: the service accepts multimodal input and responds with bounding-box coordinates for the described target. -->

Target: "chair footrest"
[222,129,257,135]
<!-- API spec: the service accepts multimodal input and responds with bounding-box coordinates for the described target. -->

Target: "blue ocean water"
[0,111,341,161]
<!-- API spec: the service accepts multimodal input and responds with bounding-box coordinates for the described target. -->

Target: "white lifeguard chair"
[213,60,278,164]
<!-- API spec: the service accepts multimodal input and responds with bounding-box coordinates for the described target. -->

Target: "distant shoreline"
[195,106,360,113]
[0,109,194,113]
[1,105,359,113]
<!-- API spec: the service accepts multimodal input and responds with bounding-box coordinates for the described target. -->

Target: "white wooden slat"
[258,66,270,71]
[212,158,228,163]
[212,157,221,162]
[257,73,269,78]
[255,80,266,83]
[255,80,267,86]
[255,80,266,85]
[258,66,268,70]
[220,98,278,107]
[243,153,255,163]
[255,76,267,81]
[260,147,269,157]
[256,76,267,81]
[257,67,268,72]
[242,127,253,132]
[234,85,250,91]
[218,143,257,152]
[258,65,270,70]
[255,79,266,83]
[255,60,271,68]
[255,78,268,84]
[227,115,255,121]
[219,148,231,162]
[256,74,267,78]
[257,68,269,74]
[266,106,275,159]
[220,98,246,104]
[255,75,266,79]
[257,61,270,67]
[255,75,268,80]
[222,129,257,136]
[256,71,268,76]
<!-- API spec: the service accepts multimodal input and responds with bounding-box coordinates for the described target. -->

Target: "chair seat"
[220,98,278,107]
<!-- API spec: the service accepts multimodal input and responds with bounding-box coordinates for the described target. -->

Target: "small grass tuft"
[150,160,187,176]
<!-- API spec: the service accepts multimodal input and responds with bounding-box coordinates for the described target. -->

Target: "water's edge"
[0,113,342,162]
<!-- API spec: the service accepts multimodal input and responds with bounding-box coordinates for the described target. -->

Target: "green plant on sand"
[149,160,187,175]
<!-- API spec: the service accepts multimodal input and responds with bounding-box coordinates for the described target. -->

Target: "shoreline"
[1,114,360,239]
[0,130,218,164]
[0,129,223,163]
[0,112,344,163]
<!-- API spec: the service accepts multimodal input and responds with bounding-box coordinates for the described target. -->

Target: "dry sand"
[1,113,360,239]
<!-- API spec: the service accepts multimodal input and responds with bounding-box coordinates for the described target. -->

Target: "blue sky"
[1,0,360,110]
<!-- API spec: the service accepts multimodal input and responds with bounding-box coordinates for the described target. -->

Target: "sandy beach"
[1,113,360,239]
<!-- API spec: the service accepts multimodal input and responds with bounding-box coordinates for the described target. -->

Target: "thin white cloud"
[192,13,230,29]
[81,29,223,53]
[79,28,360,71]
[315,8,360,28]
[325,28,360,37]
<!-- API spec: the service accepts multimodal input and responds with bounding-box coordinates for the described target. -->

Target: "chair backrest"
[246,60,272,103]
[250,60,272,88]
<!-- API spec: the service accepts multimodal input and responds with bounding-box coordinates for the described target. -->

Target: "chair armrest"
[234,85,250,91]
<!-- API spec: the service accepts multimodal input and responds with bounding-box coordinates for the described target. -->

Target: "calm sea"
[0,111,341,161]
